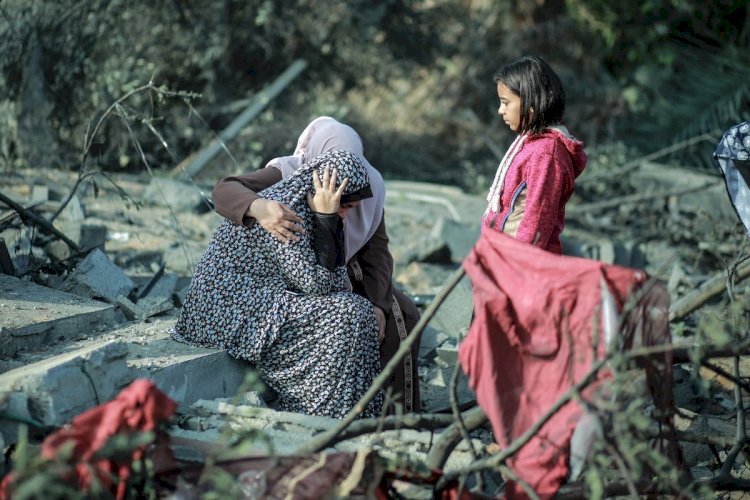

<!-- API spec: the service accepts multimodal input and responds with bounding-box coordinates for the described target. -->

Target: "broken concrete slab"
[419,326,448,359]
[421,362,476,414]
[430,217,480,263]
[116,294,145,321]
[178,398,490,472]
[60,248,134,303]
[426,274,473,339]
[128,331,248,405]
[79,224,107,252]
[0,340,131,444]
[0,317,250,444]
[0,274,116,360]
[58,194,85,222]
[137,271,177,318]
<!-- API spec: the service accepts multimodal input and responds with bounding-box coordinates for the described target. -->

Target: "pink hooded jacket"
[483,128,587,254]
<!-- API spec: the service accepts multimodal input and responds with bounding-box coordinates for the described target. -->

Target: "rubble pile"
[1,154,750,495]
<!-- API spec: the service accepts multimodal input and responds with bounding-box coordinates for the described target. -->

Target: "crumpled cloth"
[458,228,667,498]
[1,379,176,500]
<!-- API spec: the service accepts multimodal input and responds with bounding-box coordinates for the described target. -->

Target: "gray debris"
[61,248,134,303]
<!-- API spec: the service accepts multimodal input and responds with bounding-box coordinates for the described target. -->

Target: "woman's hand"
[373,306,386,343]
[246,198,304,244]
[306,166,349,214]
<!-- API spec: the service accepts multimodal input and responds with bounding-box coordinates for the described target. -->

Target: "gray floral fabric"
[715,122,750,236]
[171,150,383,419]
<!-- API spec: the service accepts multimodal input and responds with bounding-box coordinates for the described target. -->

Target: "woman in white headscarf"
[212,116,421,414]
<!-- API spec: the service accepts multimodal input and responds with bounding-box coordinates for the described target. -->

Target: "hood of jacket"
[533,125,587,178]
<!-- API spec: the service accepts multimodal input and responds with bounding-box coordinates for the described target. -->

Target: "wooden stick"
[669,260,750,321]
[0,190,81,252]
[567,182,715,215]
[425,405,487,470]
[173,59,308,179]
[579,133,717,184]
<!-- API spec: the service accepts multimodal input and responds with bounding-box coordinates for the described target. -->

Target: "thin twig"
[701,360,750,394]
[49,81,199,223]
[719,355,747,479]
[0,191,81,252]
[426,406,487,471]
[449,355,483,491]
[498,464,539,500]
[580,133,717,184]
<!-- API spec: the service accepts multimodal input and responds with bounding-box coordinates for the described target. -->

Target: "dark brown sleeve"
[211,167,283,226]
[351,214,395,313]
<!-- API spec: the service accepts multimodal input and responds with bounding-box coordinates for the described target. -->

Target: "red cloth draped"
[458,229,646,498]
[1,379,176,500]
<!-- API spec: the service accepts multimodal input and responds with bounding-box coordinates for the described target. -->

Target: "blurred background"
[0,0,748,192]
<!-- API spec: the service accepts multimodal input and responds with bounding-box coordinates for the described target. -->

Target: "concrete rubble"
[0,160,746,492]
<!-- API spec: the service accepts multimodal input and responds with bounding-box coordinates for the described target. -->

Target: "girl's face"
[497,83,522,132]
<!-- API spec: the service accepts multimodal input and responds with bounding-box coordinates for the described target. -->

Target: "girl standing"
[484,55,587,254]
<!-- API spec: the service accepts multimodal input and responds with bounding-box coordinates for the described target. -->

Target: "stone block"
[430,217,480,263]
[80,224,107,252]
[138,272,177,318]
[419,326,448,359]
[61,248,134,303]
[128,335,248,406]
[0,274,116,359]
[427,274,473,339]
[0,340,132,443]
[59,194,85,221]
[116,294,144,321]
[30,185,48,204]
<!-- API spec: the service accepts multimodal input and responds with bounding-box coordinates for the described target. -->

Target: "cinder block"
[61,249,134,303]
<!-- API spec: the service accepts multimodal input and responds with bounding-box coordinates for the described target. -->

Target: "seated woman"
[171,150,383,419]
[212,116,421,414]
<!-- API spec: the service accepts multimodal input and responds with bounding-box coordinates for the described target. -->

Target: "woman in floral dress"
[171,150,383,419]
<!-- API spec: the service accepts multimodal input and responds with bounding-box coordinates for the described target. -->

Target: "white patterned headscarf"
[266,116,385,262]
[715,121,750,236]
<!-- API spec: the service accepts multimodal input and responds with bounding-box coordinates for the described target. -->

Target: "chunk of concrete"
[116,294,145,321]
[430,217,480,263]
[59,194,85,221]
[0,340,132,444]
[128,332,248,405]
[419,326,448,360]
[61,248,134,303]
[138,272,177,318]
[80,224,107,252]
[0,274,116,360]
[427,274,473,339]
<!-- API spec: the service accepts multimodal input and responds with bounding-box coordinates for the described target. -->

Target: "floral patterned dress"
[171,150,383,418]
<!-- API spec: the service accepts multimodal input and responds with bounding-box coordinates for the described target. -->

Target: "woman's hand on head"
[307,166,349,214]
[246,198,304,244]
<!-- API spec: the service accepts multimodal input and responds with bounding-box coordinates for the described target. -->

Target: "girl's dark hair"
[493,55,566,134]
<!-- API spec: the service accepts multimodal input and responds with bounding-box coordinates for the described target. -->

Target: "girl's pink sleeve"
[515,149,572,249]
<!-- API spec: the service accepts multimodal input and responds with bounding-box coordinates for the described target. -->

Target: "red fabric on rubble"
[458,229,646,499]
[2,379,177,500]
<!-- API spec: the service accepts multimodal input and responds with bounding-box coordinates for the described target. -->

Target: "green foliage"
[0,0,748,188]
